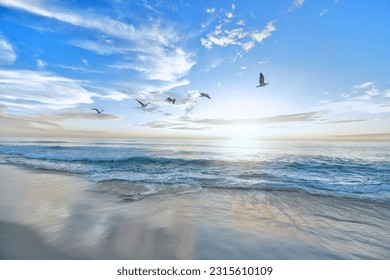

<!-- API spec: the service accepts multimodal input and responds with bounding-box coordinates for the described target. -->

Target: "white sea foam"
[1,139,390,201]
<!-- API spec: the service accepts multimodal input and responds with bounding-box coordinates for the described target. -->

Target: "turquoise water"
[1,139,389,202]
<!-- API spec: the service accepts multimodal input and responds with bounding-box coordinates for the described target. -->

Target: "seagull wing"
[260,73,265,85]
[200,92,210,99]
[136,99,145,106]
[91,108,99,113]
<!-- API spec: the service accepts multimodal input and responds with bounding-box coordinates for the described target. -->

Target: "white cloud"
[0,70,95,110]
[0,33,17,65]
[236,19,245,26]
[258,58,271,64]
[36,59,46,68]
[200,38,213,50]
[206,27,246,47]
[141,111,327,131]
[82,59,89,66]
[0,69,130,112]
[110,47,195,82]
[206,7,215,14]
[288,0,305,12]
[175,90,202,116]
[251,21,277,43]
[241,40,255,51]
[315,82,390,115]
[353,81,375,90]
[93,89,130,101]
[0,0,194,83]
[319,9,328,17]
[201,20,277,53]
[0,0,141,42]
[130,47,195,82]
[71,39,130,55]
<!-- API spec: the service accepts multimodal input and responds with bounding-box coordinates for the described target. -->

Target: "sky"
[0,0,390,141]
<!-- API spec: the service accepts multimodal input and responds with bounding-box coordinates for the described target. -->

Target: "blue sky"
[0,0,389,140]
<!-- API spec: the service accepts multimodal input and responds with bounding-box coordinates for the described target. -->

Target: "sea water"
[1,138,389,202]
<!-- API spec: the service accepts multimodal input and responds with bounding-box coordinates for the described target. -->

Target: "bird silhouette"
[136,99,151,108]
[199,92,211,99]
[256,72,269,87]
[91,108,104,114]
[165,97,176,104]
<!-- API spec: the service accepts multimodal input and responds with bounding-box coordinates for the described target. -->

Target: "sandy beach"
[0,163,389,260]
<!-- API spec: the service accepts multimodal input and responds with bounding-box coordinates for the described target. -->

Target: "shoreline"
[0,163,389,260]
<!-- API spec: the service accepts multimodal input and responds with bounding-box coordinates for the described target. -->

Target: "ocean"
[1,138,389,203]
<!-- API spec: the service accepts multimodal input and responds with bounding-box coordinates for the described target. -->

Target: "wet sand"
[0,164,389,259]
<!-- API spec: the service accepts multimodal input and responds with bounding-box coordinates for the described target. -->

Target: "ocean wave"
[1,140,390,202]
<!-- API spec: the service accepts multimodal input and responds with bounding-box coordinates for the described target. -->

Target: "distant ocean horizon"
[1,138,389,203]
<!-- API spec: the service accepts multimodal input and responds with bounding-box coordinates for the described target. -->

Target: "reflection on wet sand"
[1,164,389,259]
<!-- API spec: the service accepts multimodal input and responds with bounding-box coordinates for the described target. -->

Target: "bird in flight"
[256,72,269,87]
[165,97,176,104]
[91,108,104,114]
[199,92,211,99]
[136,99,151,108]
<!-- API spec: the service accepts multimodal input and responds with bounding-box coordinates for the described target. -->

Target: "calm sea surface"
[1,138,389,202]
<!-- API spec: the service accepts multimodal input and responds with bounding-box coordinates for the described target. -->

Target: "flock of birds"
[92,72,268,113]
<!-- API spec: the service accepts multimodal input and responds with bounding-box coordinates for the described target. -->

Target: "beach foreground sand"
[0,164,389,259]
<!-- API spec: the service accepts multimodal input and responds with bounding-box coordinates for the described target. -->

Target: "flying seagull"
[91,108,104,114]
[136,99,151,108]
[256,72,269,87]
[199,92,211,99]
[165,97,176,104]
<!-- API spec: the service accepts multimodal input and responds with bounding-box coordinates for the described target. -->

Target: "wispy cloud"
[201,20,277,53]
[0,69,130,112]
[180,91,202,115]
[0,108,122,137]
[0,33,17,65]
[251,21,277,44]
[314,82,390,116]
[258,58,271,64]
[0,0,141,42]
[192,111,326,126]
[140,111,327,131]
[57,108,120,121]
[288,0,305,13]
[35,59,46,69]
[0,69,95,111]
[0,109,60,132]
[236,19,245,26]
[53,64,102,73]
[206,7,216,14]
[319,9,328,17]
[353,81,375,90]
[326,132,390,141]
[201,3,277,54]
[125,47,195,82]
[0,0,195,83]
